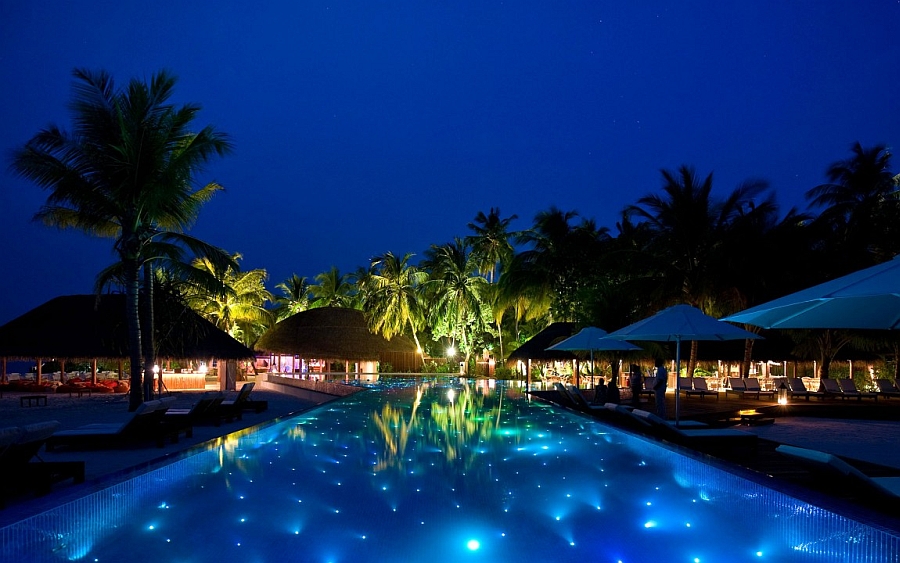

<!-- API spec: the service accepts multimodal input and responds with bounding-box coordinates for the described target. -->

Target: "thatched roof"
[0,294,254,360]
[255,307,416,361]
[506,322,578,362]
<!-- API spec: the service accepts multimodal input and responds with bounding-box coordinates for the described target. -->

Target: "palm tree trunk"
[124,257,144,412]
[497,320,504,363]
[406,318,424,367]
[688,340,699,378]
[742,338,755,378]
[141,262,156,400]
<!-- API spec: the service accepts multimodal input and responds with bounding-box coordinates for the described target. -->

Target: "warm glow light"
[152,364,159,374]
[447,346,456,357]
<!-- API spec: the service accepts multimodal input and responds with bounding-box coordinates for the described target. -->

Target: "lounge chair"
[564,384,608,413]
[820,377,843,398]
[685,377,719,400]
[677,377,694,396]
[875,378,900,399]
[0,421,85,503]
[776,444,900,497]
[838,378,878,401]
[640,377,656,399]
[216,382,258,422]
[165,391,226,426]
[627,409,757,454]
[786,377,825,401]
[46,400,189,450]
[743,378,776,400]
[725,377,747,398]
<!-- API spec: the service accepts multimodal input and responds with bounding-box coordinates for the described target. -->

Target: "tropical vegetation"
[15,69,900,389]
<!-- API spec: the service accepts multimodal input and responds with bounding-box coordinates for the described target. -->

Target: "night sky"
[1,1,898,325]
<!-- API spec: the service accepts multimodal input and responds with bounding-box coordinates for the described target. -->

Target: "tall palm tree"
[422,239,490,374]
[11,68,231,410]
[364,252,427,358]
[187,253,274,346]
[625,166,776,375]
[465,207,518,283]
[309,266,355,308]
[806,142,898,272]
[273,274,311,321]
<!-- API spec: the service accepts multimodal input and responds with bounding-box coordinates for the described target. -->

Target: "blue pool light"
[466,539,480,551]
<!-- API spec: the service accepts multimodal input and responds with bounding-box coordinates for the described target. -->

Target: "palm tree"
[806,142,898,272]
[364,252,427,359]
[187,253,274,346]
[11,69,231,410]
[422,239,490,374]
[508,207,608,322]
[465,207,518,283]
[273,274,311,321]
[625,166,776,375]
[309,266,355,308]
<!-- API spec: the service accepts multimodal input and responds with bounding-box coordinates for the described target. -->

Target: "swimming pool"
[3,378,899,562]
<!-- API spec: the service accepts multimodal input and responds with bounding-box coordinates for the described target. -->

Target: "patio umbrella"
[546,327,642,385]
[606,304,762,425]
[722,256,900,329]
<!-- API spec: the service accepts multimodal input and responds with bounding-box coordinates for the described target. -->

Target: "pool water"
[3,378,899,562]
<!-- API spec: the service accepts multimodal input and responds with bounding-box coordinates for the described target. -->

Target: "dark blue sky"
[1,1,898,324]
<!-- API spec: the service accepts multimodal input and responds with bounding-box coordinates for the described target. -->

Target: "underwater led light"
[467,539,480,551]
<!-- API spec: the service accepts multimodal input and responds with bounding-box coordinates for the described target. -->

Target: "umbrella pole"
[675,336,681,427]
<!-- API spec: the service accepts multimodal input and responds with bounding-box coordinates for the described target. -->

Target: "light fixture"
[777,386,788,405]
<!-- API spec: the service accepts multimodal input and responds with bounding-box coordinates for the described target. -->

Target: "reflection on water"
[370,382,503,475]
[3,378,900,563]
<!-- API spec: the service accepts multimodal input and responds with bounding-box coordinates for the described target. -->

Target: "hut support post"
[92,359,98,385]
[36,357,42,385]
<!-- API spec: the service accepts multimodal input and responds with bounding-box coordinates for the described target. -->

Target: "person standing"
[653,358,668,418]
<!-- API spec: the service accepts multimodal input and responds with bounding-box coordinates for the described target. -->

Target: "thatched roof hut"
[0,294,254,362]
[255,307,418,371]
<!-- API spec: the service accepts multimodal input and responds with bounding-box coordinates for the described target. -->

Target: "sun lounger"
[743,378,775,400]
[46,400,189,450]
[165,391,226,426]
[685,377,719,400]
[837,378,878,401]
[820,377,843,398]
[216,382,260,422]
[787,377,825,401]
[561,384,608,413]
[776,444,900,497]
[627,409,757,454]
[0,421,85,505]
[875,378,900,399]
[725,377,747,398]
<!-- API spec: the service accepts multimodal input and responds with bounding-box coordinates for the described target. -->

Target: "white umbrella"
[606,305,762,425]
[722,256,900,329]
[546,327,642,385]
